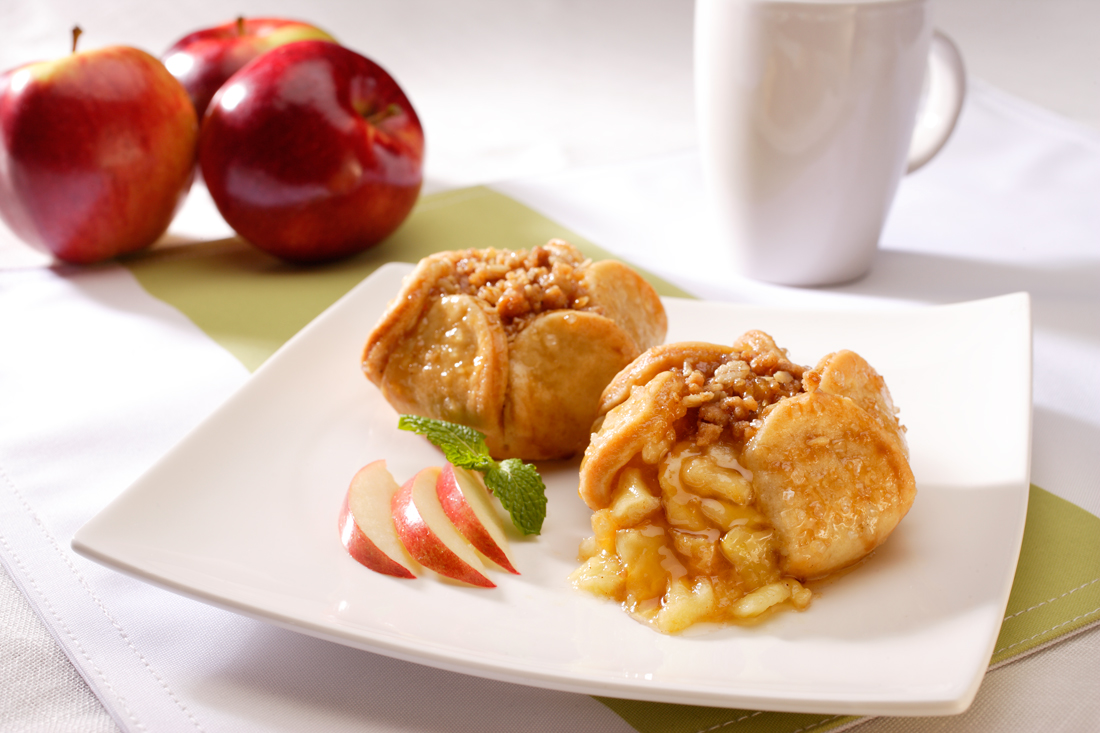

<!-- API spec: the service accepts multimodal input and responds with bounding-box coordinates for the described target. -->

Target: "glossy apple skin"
[340,494,417,578]
[0,47,197,264]
[436,464,519,574]
[339,460,420,579]
[163,17,336,120]
[392,467,495,588]
[199,40,424,263]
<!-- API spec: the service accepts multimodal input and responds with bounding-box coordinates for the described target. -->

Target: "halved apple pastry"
[573,332,915,633]
[362,241,667,460]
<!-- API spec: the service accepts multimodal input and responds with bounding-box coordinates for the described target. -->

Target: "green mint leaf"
[483,458,547,536]
[397,415,492,471]
[397,415,547,535]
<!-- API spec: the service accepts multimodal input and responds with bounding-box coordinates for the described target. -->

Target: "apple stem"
[71,26,82,54]
[365,103,401,127]
[236,16,245,36]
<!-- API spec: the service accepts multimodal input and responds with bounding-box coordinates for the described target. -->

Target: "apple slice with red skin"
[392,467,495,588]
[339,460,420,578]
[436,464,519,575]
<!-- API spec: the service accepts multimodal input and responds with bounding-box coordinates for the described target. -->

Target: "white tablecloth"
[3,2,1099,731]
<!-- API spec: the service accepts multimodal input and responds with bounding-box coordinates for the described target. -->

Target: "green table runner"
[124,186,1100,733]
[126,186,689,372]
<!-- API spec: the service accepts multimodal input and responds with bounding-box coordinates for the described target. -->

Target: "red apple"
[199,40,424,263]
[436,464,519,575]
[339,460,420,578]
[0,30,197,264]
[392,467,495,588]
[162,17,336,121]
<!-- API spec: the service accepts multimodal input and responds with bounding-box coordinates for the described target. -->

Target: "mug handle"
[907,30,967,173]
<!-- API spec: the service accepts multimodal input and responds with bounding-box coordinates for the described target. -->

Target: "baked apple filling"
[572,332,915,633]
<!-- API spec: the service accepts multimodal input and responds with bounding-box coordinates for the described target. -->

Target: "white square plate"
[73,263,1032,716]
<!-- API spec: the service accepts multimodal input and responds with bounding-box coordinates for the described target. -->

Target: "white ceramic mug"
[695,0,966,285]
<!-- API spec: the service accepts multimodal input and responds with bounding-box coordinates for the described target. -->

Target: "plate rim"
[72,264,1033,716]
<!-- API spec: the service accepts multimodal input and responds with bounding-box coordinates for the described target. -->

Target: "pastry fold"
[363,241,667,460]
[579,333,915,582]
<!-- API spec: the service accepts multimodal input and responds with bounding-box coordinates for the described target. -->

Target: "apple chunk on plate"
[436,464,519,575]
[392,467,495,588]
[339,460,420,578]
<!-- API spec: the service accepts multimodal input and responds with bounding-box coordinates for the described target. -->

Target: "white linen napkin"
[1,81,1098,733]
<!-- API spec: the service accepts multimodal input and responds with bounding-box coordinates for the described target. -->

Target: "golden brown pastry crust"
[742,389,914,578]
[578,335,915,584]
[363,241,668,460]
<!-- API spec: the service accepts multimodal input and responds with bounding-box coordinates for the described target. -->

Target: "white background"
[2,1,1099,731]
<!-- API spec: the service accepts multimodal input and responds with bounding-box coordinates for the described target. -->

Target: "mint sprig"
[397,415,547,535]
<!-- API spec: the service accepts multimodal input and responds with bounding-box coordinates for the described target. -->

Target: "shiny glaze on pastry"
[573,332,915,633]
[362,241,667,460]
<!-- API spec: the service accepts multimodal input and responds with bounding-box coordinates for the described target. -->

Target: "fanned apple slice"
[339,460,421,578]
[392,466,496,588]
[436,464,519,574]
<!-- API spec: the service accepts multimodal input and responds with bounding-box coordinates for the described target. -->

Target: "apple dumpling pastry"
[572,332,915,633]
[362,241,667,460]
